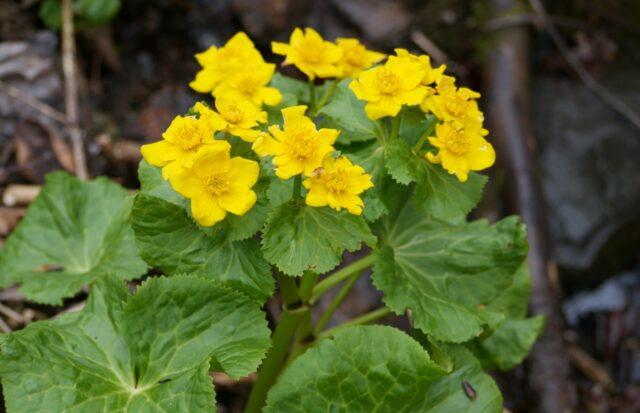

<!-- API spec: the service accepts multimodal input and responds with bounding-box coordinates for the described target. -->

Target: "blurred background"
[1,0,640,412]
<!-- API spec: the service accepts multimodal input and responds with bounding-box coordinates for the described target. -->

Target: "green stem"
[389,115,401,141]
[413,133,430,152]
[286,310,313,366]
[310,254,375,304]
[314,79,339,114]
[317,307,392,340]
[313,271,361,334]
[278,272,300,307]
[298,271,319,303]
[244,304,307,413]
[308,79,316,112]
[292,175,302,199]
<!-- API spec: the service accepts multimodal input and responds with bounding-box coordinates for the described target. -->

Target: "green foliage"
[40,0,120,29]
[373,200,528,342]
[131,194,274,302]
[261,202,376,276]
[0,172,147,304]
[318,80,382,144]
[0,275,270,412]
[265,326,502,412]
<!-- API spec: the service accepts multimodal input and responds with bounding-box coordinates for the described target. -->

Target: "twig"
[484,1,576,412]
[61,0,89,179]
[529,0,640,130]
[2,184,41,206]
[567,342,615,392]
[0,316,11,333]
[0,302,25,324]
[0,80,68,124]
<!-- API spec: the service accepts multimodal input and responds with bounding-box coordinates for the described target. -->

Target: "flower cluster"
[141,29,377,227]
[348,48,495,182]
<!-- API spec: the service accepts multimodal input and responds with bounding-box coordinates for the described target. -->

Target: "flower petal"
[141,140,181,167]
[228,157,260,188]
[217,187,257,216]
[191,194,226,227]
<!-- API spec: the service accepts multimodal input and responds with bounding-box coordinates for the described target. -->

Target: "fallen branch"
[0,80,68,124]
[484,1,576,412]
[61,0,89,179]
[2,184,41,207]
[529,0,640,130]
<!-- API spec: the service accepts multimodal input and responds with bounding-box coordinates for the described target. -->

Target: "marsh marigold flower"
[141,115,224,179]
[349,56,428,120]
[169,143,259,227]
[252,105,338,179]
[420,75,483,125]
[213,62,282,107]
[304,156,373,215]
[195,101,266,143]
[190,32,265,94]
[272,28,342,79]
[426,120,495,182]
[336,38,385,78]
[393,48,445,87]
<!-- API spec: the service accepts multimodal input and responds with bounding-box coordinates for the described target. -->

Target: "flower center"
[376,68,400,95]
[301,39,324,63]
[442,125,470,156]
[176,122,204,150]
[237,76,258,94]
[203,172,230,195]
[324,172,349,194]
[445,94,470,117]
[288,130,316,161]
[222,104,243,124]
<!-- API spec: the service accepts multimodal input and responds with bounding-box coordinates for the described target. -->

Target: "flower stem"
[318,307,391,339]
[314,79,339,114]
[413,132,430,152]
[317,307,392,340]
[292,175,302,199]
[244,303,307,413]
[298,271,319,303]
[389,115,401,141]
[309,254,375,304]
[278,272,299,306]
[313,270,361,334]
[308,79,316,112]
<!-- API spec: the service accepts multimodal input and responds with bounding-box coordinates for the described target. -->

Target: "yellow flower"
[213,62,282,107]
[169,144,259,227]
[141,115,224,179]
[252,105,338,179]
[195,101,266,143]
[303,156,373,215]
[393,48,445,86]
[336,38,385,77]
[272,28,342,80]
[190,32,265,94]
[349,56,429,120]
[426,120,495,182]
[420,75,483,125]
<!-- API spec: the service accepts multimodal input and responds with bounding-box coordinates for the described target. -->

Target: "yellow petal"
[259,87,283,106]
[217,187,257,215]
[192,143,231,178]
[191,194,226,226]
[228,157,260,188]
[190,69,218,93]
[305,185,329,207]
[141,140,180,167]
[364,99,401,120]
[195,46,218,67]
[467,140,496,171]
[253,133,282,157]
[272,41,290,56]
[169,168,205,199]
[334,193,364,215]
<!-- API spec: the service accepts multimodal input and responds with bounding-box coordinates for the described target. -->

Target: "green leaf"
[318,79,382,144]
[487,261,532,319]
[383,136,487,221]
[261,202,376,276]
[414,161,487,221]
[138,159,186,207]
[399,108,437,147]
[138,160,268,242]
[422,344,504,412]
[0,274,271,412]
[264,326,447,412]
[373,201,528,342]
[471,316,545,371]
[131,194,274,302]
[0,172,148,304]
[270,73,310,104]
